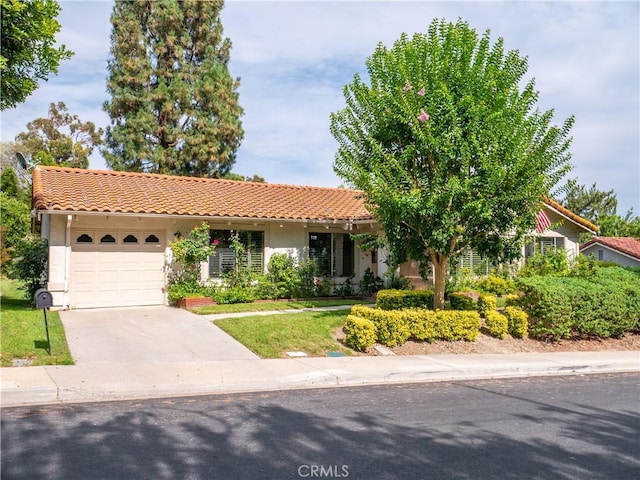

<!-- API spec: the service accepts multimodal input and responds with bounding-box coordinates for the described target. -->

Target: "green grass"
[215,310,354,358]
[0,278,74,367]
[191,298,369,315]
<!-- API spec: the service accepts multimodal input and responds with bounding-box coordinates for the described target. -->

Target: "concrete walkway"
[2,350,637,407]
[1,306,638,407]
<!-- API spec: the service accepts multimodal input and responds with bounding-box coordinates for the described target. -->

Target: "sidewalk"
[2,350,638,407]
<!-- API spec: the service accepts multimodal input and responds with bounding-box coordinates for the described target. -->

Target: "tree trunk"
[432,255,449,310]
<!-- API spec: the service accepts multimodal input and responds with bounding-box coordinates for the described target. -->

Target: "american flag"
[536,210,552,233]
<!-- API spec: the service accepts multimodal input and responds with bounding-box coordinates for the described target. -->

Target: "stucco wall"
[581,245,640,268]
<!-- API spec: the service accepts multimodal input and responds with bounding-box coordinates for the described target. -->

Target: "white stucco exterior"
[581,243,640,268]
[41,212,379,309]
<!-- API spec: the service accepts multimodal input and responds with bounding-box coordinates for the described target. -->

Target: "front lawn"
[0,278,73,366]
[191,298,369,315]
[215,310,353,358]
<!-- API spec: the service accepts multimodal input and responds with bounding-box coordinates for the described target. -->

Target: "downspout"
[63,214,72,310]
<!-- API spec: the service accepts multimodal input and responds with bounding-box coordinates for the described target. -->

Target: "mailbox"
[34,288,53,309]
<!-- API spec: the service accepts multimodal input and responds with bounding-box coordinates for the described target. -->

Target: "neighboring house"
[580,237,640,268]
[32,166,597,309]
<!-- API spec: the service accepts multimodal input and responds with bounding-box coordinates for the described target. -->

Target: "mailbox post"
[34,288,53,355]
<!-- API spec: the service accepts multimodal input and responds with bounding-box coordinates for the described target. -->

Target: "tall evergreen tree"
[102,0,243,177]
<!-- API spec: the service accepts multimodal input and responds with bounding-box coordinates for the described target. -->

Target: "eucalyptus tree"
[103,0,243,178]
[331,19,574,309]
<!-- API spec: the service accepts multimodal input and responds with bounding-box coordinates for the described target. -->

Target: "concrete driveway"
[60,306,259,364]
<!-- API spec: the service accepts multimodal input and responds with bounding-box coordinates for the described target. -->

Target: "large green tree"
[0,0,73,110]
[331,19,574,309]
[15,101,103,168]
[103,0,243,178]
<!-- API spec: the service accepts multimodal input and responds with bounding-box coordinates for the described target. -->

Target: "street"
[2,373,638,480]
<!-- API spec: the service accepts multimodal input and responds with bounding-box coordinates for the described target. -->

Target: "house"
[580,237,640,267]
[32,166,597,309]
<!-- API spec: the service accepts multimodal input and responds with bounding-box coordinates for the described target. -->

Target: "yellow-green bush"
[349,305,481,343]
[477,294,497,317]
[448,292,477,310]
[376,289,434,310]
[504,294,521,307]
[344,315,377,352]
[504,306,528,338]
[485,310,508,338]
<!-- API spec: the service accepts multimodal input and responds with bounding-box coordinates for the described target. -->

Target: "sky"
[2,0,639,215]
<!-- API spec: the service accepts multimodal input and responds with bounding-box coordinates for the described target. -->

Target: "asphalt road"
[2,373,638,480]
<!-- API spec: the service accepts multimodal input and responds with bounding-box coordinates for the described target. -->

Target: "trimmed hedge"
[376,289,434,310]
[504,306,528,338]
[516,266,640,340]
[449,292,476,311]
[349,305,481,344]
[344,315,377,352]
[485,311,508,338]
[477,295,497,317]
[475,275,516,295]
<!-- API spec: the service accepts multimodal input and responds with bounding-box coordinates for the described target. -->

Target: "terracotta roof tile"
[581,237,640,260]
[32,166,373,221]
[543,197,599,233]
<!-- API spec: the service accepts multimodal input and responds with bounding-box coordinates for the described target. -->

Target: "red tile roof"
[543,197,598,233]
[32,166,597,233]
[32,166,372,222]
[581,237,640,260]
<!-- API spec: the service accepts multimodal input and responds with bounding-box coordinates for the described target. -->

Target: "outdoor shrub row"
[376,289,434,310]
[516,266,640,340]
[344,315,377,351]
[504,306,528,338]
[448,292,476,311]
[484,311,508,338]
[477,294,497,317]
[345,304,482,350]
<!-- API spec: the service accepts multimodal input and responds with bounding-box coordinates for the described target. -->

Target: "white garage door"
[71,230,165,308]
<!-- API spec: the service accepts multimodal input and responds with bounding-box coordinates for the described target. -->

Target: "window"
[145,234,160,244]
[123,234,138,244]
[457,249,493,276]
[208,230,264,277]
[308,232,354,277]
[76,233,93,244]
[598,249,603,261]
[100,234,116,244]
[524,236,565,258]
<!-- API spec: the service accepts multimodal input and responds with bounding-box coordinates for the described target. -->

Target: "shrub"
[359,267,384,296]
[516,267,639,340]
[504,306,528,338]
[9,235,49,301]
[477,294,497,317]
[344,315,377,352]
[212,286,256,304]
[167,280,208,303]
[504,294,521,307]
[475,275,516,295]
[448,292,476,311]
[266,253,299,299]
[350,305,481,343]
[294,259,318,298]
[376,289,434,310]
[519,248,569,277]
[484,311,508,338]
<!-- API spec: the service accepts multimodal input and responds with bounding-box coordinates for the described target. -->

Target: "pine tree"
[102,0,243,177]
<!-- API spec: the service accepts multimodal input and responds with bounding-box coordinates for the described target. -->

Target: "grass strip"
[1,278,74,366]
[215,310,354,358]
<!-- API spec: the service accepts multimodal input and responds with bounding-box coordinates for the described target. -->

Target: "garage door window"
[123,234,139,244]
[145,234,160,244]
[100,234,116,244]
[76,233,94,244]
